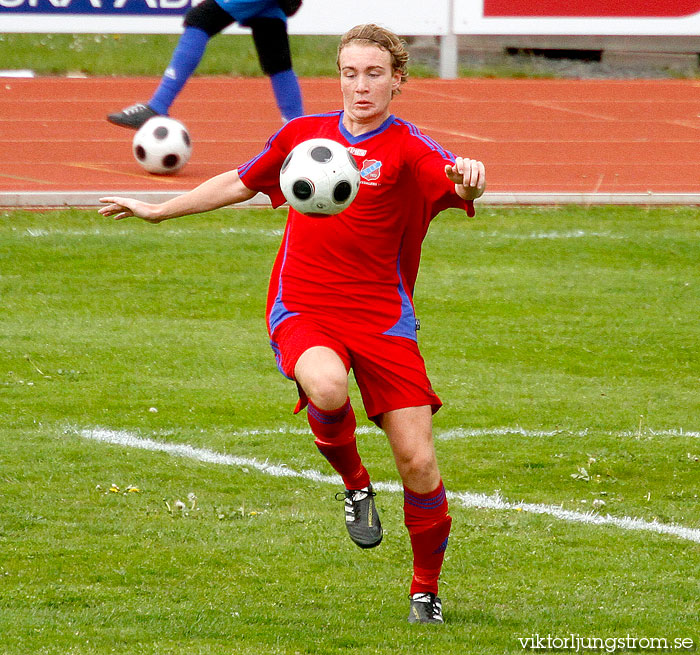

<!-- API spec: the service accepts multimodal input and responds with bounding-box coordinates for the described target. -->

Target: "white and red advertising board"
[3,0,700,35]
[456,0,700,35]
[0,0,449,35]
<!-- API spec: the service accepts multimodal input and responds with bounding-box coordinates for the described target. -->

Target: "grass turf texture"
[1,205,699,654]
[3,34,699,80]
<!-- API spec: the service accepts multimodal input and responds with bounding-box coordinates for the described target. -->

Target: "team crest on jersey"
[361,159,382,181]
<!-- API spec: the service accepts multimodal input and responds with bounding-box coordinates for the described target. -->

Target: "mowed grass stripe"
[3,205,700,654]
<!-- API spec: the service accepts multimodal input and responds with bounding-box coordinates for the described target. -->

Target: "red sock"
[308,398,370,490]
[404,481,452,596]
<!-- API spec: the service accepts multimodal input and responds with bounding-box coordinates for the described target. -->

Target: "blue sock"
[148,27,210,115]
[269,69,304,121]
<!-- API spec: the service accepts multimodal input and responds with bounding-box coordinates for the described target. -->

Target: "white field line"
[17,226,284,238]
[435,426,700,440]
[227,425,700,440]
[465,229,626,240]
[23,229,613,240]
[77,427,700,545]
[13,225,637,242]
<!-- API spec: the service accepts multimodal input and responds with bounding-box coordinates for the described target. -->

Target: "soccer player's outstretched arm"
[98,169,258,223]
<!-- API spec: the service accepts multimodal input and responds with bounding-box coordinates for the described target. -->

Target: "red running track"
[1,76,699,205]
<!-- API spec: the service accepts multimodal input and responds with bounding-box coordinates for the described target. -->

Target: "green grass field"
[0,33,438,78]
[3,33,698,79]
[1,205,699,654]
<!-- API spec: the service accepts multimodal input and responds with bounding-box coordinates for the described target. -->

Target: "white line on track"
[77,427,700,545]
[522,100,617,122]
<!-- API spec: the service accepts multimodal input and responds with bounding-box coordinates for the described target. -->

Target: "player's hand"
[445,157,486,201]
[98,197,163,223]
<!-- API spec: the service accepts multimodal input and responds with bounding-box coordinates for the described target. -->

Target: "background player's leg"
[150,0,235,114]
[147,26,211,115]
[249,17,304,121]
[107,0,233,128]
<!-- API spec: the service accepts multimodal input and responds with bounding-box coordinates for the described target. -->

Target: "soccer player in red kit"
[99,23,486,624]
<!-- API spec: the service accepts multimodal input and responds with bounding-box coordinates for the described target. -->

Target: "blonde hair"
[337,23,409,95]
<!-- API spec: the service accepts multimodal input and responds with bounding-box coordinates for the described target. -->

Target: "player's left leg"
[382,406,452,624]
[248,17,304,121]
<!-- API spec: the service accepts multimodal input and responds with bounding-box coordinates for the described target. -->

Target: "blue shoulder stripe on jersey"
[238,112,344,177]
[403,118,454,161]
[238,126,284,177]
[395,118,447,157]
[338,112,396,144]
[394,117,457,163]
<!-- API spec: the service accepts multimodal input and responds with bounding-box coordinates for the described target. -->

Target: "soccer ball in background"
[132,117,192,175]
[279,138,360,216]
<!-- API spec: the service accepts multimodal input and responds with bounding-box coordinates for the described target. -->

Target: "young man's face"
[339,42,402,125]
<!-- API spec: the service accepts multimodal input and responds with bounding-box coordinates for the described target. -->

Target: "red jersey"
[238,111,471,340]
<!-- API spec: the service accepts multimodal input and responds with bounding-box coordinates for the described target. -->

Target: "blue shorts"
[213,0,286,24]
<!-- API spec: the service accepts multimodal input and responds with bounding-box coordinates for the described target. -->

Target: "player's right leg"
[107,0,234,129]
[295,346,382,549]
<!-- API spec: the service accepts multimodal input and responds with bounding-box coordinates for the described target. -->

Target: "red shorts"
[270,315,442,423]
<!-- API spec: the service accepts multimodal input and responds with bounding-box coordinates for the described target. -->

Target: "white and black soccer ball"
[279,138,360,216]
[132,117,192,175]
